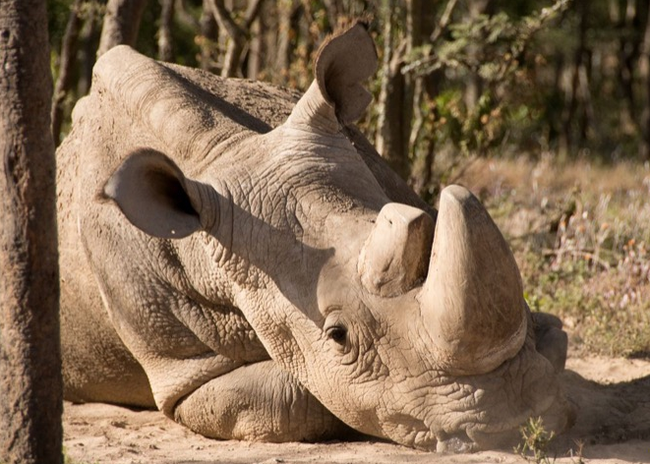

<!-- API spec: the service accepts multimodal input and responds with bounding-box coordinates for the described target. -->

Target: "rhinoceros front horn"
[421,185,527,375]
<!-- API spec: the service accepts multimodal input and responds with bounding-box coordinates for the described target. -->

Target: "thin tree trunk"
[97,0,149,56]
[158,0,175,62]
[207,0,264,77]
[0,0,62,463]
[276,0,295,81]
[52,0,85,146]
[247,16,261,79]
[464,0,491,110]
[322,0,341,29]
[409,0,440,197]
[578,54,594,142]
[175,0,199,29]
[256,0,280,80]
[642,0,650,158]
[562,0,588,154]
[77,2,101,95]
[617,0,641,135]
[375,0,413,180]
[199,0,219,71]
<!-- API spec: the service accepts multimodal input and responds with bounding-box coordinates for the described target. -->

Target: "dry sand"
[64,356,650,464]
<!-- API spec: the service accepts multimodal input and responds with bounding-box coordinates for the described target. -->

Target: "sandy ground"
[64,356,650,464]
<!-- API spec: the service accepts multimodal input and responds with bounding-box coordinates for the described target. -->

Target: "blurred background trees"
[48,0,650,202]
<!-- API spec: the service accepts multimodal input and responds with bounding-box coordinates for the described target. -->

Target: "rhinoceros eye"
[326,325,347,344]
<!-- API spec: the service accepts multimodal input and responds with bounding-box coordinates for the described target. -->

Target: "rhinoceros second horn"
[358,203,434,297]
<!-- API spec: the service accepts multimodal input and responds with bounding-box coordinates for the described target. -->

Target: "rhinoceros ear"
[287,21,377,132]
[315,20,378,124]
[102,149,203,239]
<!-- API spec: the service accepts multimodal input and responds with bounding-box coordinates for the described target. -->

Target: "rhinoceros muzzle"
[359,184,527,376]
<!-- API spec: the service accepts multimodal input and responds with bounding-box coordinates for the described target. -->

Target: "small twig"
[430,0,458,43]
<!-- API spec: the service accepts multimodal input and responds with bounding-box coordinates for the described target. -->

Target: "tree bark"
[158,0,175,62]
[409,0,441,198]
[52,0,85,146]
[77,1,101,96]
[562,0,588,154]
[642,0,650,158]
[97,0,149,56]
[247,16,261,79]
[0,0,62,463]
[199,0,219,71]
[276,0,295,81]
[375,0,415,180]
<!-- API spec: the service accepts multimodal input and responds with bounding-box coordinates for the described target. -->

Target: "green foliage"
[47,0,650,168]
[515,416,556,464]
[404,0,571,160]
[408,3,570,79]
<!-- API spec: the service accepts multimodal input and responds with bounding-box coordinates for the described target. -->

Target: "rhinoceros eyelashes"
[326,325,347,344]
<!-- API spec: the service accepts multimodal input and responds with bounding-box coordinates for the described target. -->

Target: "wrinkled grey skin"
[59,23,574,451]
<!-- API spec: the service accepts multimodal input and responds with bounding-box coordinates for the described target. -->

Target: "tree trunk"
[375,0,415,180]
[642,0,650,158]
[562,0,588,154]
[158,0,175,62]
[247,16,261,79]
[276,0,293,80]
[52,0,85,146]
[0,0,62,463]
[616,0,642,139]
[463,0,491,110]
[409,0,441,198]
[77,2,101,95]
[199,0,219,71]
[322,0,341,29]
[208,0,264,77]
[97,0,149,56]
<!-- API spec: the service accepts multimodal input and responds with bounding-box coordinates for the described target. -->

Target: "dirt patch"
[64,356,650,464]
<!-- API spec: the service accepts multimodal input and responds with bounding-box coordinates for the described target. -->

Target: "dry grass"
[450,154,650,358]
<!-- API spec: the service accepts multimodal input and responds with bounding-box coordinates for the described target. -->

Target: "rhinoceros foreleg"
[173,360,352,442]
[532,311,568,373]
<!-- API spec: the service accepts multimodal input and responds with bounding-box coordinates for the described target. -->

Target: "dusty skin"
[64,356,650,464]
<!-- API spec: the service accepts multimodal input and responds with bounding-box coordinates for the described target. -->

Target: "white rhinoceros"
[58,21,574,451]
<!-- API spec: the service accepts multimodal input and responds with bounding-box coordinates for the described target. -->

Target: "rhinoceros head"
[99,22,574,451]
